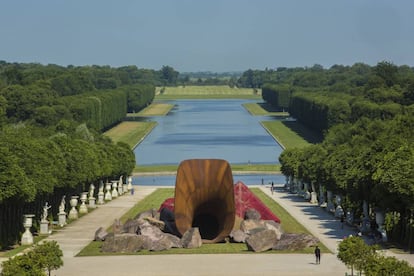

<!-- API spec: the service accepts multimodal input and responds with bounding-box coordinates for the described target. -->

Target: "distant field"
[155,85,261,99]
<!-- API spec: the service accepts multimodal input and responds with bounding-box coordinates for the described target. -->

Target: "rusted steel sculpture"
[174,159,235,243]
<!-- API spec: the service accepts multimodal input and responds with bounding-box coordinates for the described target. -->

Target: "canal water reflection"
[133,99,285,166]
[132,173,287,186]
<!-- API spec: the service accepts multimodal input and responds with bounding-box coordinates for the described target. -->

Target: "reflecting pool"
[133,99,285,166]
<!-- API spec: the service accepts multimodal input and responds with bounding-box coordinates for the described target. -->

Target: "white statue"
[89,183,95,198]
[42,202,51,221]
[59,196,66,213]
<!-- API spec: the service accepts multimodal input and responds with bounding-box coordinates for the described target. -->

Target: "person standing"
[271,182,274,195]
[314,246,321,264]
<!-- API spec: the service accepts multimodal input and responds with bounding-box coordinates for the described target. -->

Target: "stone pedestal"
[104,182,112,201]
[21,214,35,245]
[79,192,88,214]
[123,184,128,194]
[310,192,318,204]
[89,197,96,209]
[127,176,132,191]
[118,182,123,195]
[98,192,104,204]
[111,181,119,198]
[68,196,79,220]
[58,212,67,227]
[40,220,49,235]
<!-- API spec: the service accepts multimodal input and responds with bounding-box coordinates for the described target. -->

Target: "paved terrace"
[1,184,413,275]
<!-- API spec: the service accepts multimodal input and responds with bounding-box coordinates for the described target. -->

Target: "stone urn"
[79,192,88,214]
[68,196,79,220]
[111,181,119,198]
[21,214,35,245]
[105,182,112,201]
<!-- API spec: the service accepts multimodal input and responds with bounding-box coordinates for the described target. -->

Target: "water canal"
[134,99,284,165]
[133,99,287,185]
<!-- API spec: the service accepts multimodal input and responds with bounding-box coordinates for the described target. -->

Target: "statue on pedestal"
[42,202,51,222]
[58,196,67,227]
[59,196,66,214]
[89,183,95,199]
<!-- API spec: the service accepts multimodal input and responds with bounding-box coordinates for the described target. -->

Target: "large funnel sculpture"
[174,159,235,243]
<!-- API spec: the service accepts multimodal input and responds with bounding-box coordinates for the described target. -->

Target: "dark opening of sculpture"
[174,159,235,244]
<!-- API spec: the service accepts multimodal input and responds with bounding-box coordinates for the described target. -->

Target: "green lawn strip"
[157,85,260,95]
[261,121,317,149]
[104,121,157,149]
[0,236,48,258]
[127,102,175,117]
[243,102,289,117]
[155,94,261,100]
[77,188,329,256]
[230,163,280,173]
[133,164,179,173]
[133,164,280,174]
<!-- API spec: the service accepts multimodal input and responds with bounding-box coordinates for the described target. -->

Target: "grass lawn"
[103,121,157,148]
[243,102,289,117]
[77,188,329,256]
[155,85,261,100]
[133,163,281,174]
[261,121,322,149]
[127,102,174,117]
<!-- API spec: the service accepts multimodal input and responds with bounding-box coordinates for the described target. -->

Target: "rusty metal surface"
[174,159,235,243]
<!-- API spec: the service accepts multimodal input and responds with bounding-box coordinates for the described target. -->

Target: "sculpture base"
[98,194,105,204]
[69,209,78,220]
[58,212,67,227]
[89,197,96,209]
[21,230,33,245]
[40,220,50,235]
[79,204,88,214]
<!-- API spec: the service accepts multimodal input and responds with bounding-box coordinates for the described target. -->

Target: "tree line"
[255,61,414,250]
[0,61,158,248]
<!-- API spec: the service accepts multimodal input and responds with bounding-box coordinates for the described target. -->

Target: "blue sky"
[1,0,413,72]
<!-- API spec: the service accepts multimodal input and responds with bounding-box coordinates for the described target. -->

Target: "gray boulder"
[244,209,261,220]
[230,229,248,243]
[139,224,164,241]
[112,219,123,234]
[123,218,140,234]
[134,208,159,220]
[101,233,150,253]
[150,233,182,251]
[181,227,202,249]
[94,227,108,241]
[263,220,283,240]
[246,229,277,252]
[144,217,165,231]
[240,219,264,234]
[272,233,319,251]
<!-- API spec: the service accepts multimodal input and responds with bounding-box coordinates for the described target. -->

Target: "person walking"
[271,182,274,195]
[314,246,321,264]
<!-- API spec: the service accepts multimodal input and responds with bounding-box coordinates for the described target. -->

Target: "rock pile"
[96,208,319,253]
[231,208,319,252]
